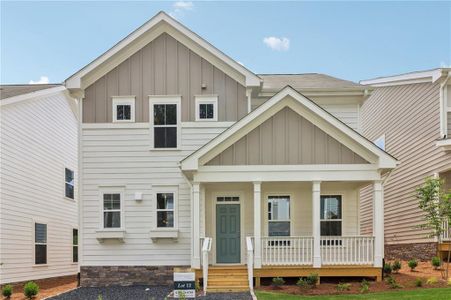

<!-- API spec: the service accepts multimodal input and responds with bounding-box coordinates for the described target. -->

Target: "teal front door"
[216,204,241,263]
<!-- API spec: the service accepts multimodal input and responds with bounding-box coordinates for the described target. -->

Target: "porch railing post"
[312,181,322,268]
[373,180,384,268]
[253,181,262,268]
[192,182,201,269]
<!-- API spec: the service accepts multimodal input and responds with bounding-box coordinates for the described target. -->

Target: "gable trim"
[65,11,261,90]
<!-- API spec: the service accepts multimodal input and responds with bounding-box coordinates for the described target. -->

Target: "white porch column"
[312,181,321,268]
[192,182,201,269]
[373,180,384,267]
[253,181,262,268]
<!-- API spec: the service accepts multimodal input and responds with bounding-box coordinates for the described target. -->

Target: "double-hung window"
[195,96,218,121]
[72,229,78,263]
[268,196,290,237]
[113,97,135,122]
[65,168,74,199]
[150,97,180,149]
[103,193,121,229]
[35,223,47,265]
[320,195,342,236]
[156,192,175,228]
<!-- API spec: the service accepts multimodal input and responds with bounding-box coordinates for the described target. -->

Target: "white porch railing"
[246,236,254,291]
[261,236,314,266]
[441,220,451,241]
[320,236,374,265]
[201,237,212,294]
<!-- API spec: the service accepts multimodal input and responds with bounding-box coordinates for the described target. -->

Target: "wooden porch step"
[206,266,249,292]
[207,286,249,292]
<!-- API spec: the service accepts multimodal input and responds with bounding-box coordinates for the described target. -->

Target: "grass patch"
[255,288,451,300]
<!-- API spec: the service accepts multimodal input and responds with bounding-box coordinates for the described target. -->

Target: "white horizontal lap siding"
[320,104,359,131]
[0,92,78,284]
[81,123,228,266]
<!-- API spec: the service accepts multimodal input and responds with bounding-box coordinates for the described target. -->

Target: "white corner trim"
[0,86,67,106]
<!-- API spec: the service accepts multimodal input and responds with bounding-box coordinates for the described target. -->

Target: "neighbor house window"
[65,168,74,199]
[113,97,135,122]
[103,193,121,228]
[150,97,181,149]
[72,229,78,263]
[320,195,342,236]
[195,96,218,121]
[373,134,385,150]
[268,196,290,236]
[35,223,47,265]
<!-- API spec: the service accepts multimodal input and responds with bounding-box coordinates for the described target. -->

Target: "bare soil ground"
[2,275,77,300]
[257,261,450,296]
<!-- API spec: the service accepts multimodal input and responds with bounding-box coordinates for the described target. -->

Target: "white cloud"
[169,1,194,19]
[29,76,49,84]
[263,36,290,51]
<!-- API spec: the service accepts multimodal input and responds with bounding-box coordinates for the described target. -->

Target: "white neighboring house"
[0,85,79,284]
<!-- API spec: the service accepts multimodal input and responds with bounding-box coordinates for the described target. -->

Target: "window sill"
[33,264,48,267]
[95,229,126,243]
[149,148,182,152]
[149,228,179,242]
[63,196,76,202]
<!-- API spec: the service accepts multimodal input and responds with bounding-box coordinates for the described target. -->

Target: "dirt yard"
[2,275,77,300]
[257,261,450,296]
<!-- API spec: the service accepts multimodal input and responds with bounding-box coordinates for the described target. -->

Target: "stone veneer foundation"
[385,242,436,261]
[80,266,187,287]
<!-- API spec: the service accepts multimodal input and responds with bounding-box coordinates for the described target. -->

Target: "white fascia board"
[65,11,260,89]
[360,68,451,87]
[0,86,68,106]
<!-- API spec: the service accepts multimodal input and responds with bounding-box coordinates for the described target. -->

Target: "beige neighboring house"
[67,12,398,292]
[0,85,79,284]
[360,69,451,260]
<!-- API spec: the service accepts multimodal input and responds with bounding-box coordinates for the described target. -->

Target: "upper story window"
[374,134,385,150]
[320,195,342,236]
[195,96,218,121]
[65,168,75,199]
[103,193,122,229]
[150,97,181,149]
[267,195,290,237]
[35,223,47,265]
[113,97,135,122]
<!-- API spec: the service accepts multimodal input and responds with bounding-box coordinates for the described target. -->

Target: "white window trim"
[33,221,48,266]
[64,167,75,200]
[195,95,218,122]
[112,96,136,123]
[153,186,179,230]
[149,96,181,150]
[267,195,291,237]
[320,194,343,236]
[99,188,125,231]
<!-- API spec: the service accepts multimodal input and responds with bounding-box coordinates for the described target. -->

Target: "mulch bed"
[1,275,77,300]
[257,261,450,296]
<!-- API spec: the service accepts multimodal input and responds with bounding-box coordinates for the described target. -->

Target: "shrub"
[336,283,351,292]
[386,276,403,289]
[271,277,285,287]
[97,295,103,300]
[305,273,319,286]
[392,260,402,273]
[2,284,13,298]
[383,262,392,274]
[296,278,309,289]
[23,281,39,299]
[426,277,438,285]
[360,279,369,293]
[431,256,441,270]
[448,278,451,286]
[408,259,418,271]
[415,278,423,287]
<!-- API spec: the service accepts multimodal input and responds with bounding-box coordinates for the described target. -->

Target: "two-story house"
[0,85,79,285]
[360,69,451,260]
[66,12,397,292]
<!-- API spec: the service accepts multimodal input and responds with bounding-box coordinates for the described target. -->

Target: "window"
[268,196,290,237]
[195,96,218,121]
[113,97,135,122]
[150,97,181,149]
[374,135,385,150]
[72,229,78,263]
[65,168,74,199]
[103,193,121,228]
[35,223,47,265]
[217,196,239,202]
[156,192,175,228]
[320,195,342,236]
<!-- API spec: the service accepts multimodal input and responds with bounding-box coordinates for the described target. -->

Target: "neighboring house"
[66,12,397,291]
[360,69,451,260]
[0,85,79,284]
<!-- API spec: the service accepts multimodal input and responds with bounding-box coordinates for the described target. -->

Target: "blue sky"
[1,1,450,84]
